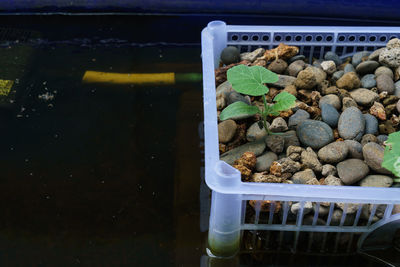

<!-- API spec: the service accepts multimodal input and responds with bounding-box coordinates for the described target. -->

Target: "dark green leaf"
[219,101,260,121]
[227,65,279,96]
[271,91,296,112]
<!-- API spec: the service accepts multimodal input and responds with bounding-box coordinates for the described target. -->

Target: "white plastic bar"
[353,204,363,226]
[384,204,394,219]
[340,203,348,226]
[312,203,320,226]
[326,203,335,226]
[282,201,289,225]
[367,204,378,226]
[241,224,369,232]
[268,202,275,225]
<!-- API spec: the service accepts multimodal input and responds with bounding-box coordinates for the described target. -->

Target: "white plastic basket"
[201,21,400,258]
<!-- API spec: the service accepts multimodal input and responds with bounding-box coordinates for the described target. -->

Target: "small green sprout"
[219,64,296,134]
[382,131,400,182]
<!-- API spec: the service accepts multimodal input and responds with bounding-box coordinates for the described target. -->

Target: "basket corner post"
[207,189,242,258]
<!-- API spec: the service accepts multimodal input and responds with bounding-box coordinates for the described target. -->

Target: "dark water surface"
[0,15,393,266]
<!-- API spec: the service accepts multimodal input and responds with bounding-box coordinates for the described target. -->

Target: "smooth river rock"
[338,106,365,141]
[297,120,334,150]
[337,159,370,185]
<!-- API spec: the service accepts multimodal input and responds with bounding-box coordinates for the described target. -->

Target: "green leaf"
[219,101,260,121]
[271,91,297,112]
[382,131,400,177]
[227,65,279,96]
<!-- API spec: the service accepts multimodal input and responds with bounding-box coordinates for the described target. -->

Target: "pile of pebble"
[216,39,400,222]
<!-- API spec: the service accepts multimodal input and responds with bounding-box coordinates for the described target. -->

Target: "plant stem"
[262,95,272,135]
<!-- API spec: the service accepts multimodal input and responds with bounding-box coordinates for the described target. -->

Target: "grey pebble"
[291,169,316,184]
[349,88,379,106]
[220,46,240,65]
[246,121,268,142]
[362,142,392,174]
[281,130,300,149]
[375,66,393,79]
[337,159,369,185]
[226,91,251,105]
[368,48,385,61]
[397,99,400,113]
[318,141,348,164]
[352,51,370,67]
[332,70,344,83]
[321,103,340,127]
[269,75,296,88]
[287,60,306,77]
[342,97,358,111]
[376,74,395,94]
[255,152,278,172]
[363,114,379,135]
[344,140,363,159]
[265,135,285,154]
[319,94,341,110]
[344,63,355,73]
[359,175,393,187]
[220,139,266,165]
[269,117,288,133]
[394,81,400,97]
[361,134,378,146]
[218,120,237,143]
[324,51,342,66]
[288,109,310,129]
[377,134,388,145]
[355,60,379,75]
[291,201,313,215]
[297,120,334,149]
[322,164,337,177]
[360,74,377,89]
[338,106,365,141]
[288,55,306,64]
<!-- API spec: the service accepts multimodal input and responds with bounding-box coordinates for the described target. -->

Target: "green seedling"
[219,64,296,134]
[382,131,400,182]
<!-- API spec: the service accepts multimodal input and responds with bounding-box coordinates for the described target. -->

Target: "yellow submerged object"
[82,71,176,85]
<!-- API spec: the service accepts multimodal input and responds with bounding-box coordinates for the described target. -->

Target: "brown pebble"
[233,164,252,181]
[234,152,257,170]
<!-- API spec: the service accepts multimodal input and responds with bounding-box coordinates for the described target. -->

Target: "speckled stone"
[337,159,369,185]
[321,103,340,127]
[338,106,365,141]
[297,120,334,149]
[363,114,379,135]
[361,134,378,146]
